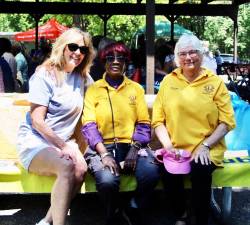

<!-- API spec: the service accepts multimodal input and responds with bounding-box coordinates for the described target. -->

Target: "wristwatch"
[202,142,211,150]
[132,141,142,149]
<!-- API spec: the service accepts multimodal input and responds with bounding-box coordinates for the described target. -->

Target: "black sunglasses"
[67,43,89,55]
[106,55,126,63]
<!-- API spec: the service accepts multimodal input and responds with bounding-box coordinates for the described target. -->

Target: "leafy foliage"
[175,4,250,60]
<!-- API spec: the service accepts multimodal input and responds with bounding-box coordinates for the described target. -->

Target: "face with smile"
[105,52,126,79]
[64,34,87,73]
[178,46,202,74]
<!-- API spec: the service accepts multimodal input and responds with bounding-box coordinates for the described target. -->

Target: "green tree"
[107,15,144,44]
[203,16,233,53]
[0,14,34,32]
[238,4,250,60]
[177,16,206,39]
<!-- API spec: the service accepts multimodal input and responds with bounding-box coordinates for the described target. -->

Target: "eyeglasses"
[178,50,199,59]
[67,43,89,55]
[106,55,126,63]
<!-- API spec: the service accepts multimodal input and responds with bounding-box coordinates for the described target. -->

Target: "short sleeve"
[214,81,236,130]
[136,85,150,124]
[28,69,53,106]
[82,85,97,124]
[152,80,166,128]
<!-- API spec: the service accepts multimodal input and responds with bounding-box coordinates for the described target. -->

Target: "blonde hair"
[43,27,95,85]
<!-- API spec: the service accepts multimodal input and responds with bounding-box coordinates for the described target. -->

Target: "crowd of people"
[1,32,226,95]
[0,37,52,93]
[0,27,237,225]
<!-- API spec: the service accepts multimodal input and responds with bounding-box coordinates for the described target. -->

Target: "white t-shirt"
[28,67,88,140]
[16,67,93,169]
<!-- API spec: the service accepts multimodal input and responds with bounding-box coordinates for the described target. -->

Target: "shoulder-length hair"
[99,41,131,64]
[43,27,95,85]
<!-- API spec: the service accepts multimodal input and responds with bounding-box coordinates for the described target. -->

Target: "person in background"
[152,34,235,225]
[90,36,115,81]
[155,39,176,76]
[38,37,52,64]
[0,37,18,91]
[12,42,29,92]
[82,41,160,225]
[0,40,15,93]
[16,28,95,225]
[155,38,176,89]
[131,34,146,85]
[163,41,176,74]
[214,50,224,75]
[28,38,52,78]
[201,41,217,74]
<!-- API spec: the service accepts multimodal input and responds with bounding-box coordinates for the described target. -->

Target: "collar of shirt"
[172,67,214,83]
[97,73,132,89]
[105,74,124,89]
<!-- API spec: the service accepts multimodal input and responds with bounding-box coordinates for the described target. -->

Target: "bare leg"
[29,147,87,225]
[43,181,85,224]
[43,181,84,224]
[51,166,74,224]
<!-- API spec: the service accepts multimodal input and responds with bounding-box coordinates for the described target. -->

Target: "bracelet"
[202,142,211,150]
[100,152,112,159]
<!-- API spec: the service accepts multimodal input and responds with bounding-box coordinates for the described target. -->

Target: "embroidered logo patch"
[203,84,215,94]
[129,95,136,105]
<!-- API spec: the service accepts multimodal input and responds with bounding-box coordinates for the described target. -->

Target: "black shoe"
[122,207,144,225]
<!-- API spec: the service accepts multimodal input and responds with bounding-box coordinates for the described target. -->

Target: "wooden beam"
[233,17,238,63]
[146,0,155,95]
[234,0,250,5]
[0,2,144,15]
[0,2,238,17]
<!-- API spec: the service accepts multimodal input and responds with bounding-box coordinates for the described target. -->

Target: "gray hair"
[174,34,203,67]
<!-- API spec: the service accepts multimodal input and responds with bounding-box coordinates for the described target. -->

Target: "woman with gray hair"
[152,34,235,225]
[16,28,95,225]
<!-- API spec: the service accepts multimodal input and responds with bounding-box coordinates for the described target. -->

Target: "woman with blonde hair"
[16,27,95,225]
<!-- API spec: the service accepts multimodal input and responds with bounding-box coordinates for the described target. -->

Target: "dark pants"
[161,160,216,225]
[85,143,160,222]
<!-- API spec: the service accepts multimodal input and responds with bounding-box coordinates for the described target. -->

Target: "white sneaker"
[35,219,50,225]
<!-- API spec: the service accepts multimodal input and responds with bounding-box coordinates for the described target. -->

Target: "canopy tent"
[14,18,68,42]
[132,21,192,49]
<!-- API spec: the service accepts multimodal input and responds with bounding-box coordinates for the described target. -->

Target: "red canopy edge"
[14,18,69,42]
